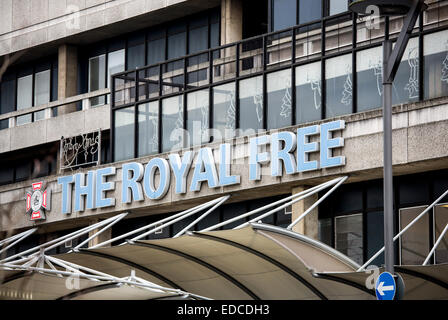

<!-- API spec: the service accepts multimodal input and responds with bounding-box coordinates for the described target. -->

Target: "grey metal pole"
[382,39,395,275]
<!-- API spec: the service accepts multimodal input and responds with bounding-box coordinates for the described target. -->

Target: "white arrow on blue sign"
[375,271,396,300]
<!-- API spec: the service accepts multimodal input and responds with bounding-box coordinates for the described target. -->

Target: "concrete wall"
[0,103,110,153]
[0,0,220,57]
[2,96,448,233]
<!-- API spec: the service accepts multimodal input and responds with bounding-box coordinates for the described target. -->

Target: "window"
[16,114,32,126]
[267,69,292,130]
[34,70,51,106]
[295,62,322,124]
[89,54,106,106]
[189,15,209,54]
[325,53,352,118]
[335,214,363,265]
[162,95,184,152]
[187,90,209,147]
[138,102,159,157]
[0,74,15,115]
[167,22,187,72]
[213,83,236,141]
[366,211,384,266]
[318,218,332,247]
[424,30,448,100]
[127,33,146,70]
[329,0,348,15]
[357,46,383,112]
[148,28,166,65]
[114,106,135,161]
[17,74,33,110]
[392,37,419,105]
[0,119,8,130]
[399,206,430,265]
[272,0,296,31]
[434,205,448,264]
[299,0,322,24]
[239,76,264,134]
[107,49,125,88]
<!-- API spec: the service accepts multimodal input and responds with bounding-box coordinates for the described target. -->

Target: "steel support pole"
[382,39,394,275]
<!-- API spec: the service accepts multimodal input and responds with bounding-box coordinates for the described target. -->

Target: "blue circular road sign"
[375,272,397,300]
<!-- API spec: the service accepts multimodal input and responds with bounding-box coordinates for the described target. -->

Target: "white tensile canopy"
[1,177,447,300]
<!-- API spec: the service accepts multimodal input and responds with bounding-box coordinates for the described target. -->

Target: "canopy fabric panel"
[45,224,377,300]
[317,264,448,300]
[1,224,447,300]
[0,271,178,300]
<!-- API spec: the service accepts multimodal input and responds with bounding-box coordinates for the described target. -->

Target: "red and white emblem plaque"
[26,182,51,221]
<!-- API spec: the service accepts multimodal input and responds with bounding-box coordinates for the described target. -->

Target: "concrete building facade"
[0,0,448,270]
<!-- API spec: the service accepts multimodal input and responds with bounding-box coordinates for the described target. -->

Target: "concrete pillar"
[291,186,319,240]
[220,0,243,45]
[87,220,112,248]
[57,44,78,115]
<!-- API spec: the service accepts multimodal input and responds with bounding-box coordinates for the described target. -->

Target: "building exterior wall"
[1,0,448,270]
[2,96,448,232]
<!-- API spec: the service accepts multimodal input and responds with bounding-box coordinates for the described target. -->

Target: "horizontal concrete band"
[1,97,448,232]
[0,0,220,57]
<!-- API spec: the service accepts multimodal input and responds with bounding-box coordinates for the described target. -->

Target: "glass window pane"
[127,44,145,70]
[17,75,33,110]
[424,30,448,100]
[162,95,184,152]
[273,0,296,31]
[15,162,31,181]
[399,206,430,265]
[51,63,58,102]
[34,110,45,121]
[325,53,352,118]
[187,90,209,147]
[108,49,125,88]
[267,69,292,130]
[1,77,16,114]
[89,54,106,106]
[138,102,159,157]
[330,0,348,15]
[0,119,8,130]
[148,38,166,65]
[210,22,220,48]
[296,62,322,124]
[16,113,32,126]
[434,205,448,264]
[114,107,135,161]
[366,211,385,266]
[0,165,13,185]
[299,0,322,24]
[239,75,263,134]
[393,37,419,105]
[213,83,236,141]
[168,31,186,60]
[318,218,332,247]
[189,25,208,54]
[335,214,363,265]
[357,46,383,112]
[34,69,50,106]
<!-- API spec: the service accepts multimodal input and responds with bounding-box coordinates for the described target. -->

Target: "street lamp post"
[349,0,426,276]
